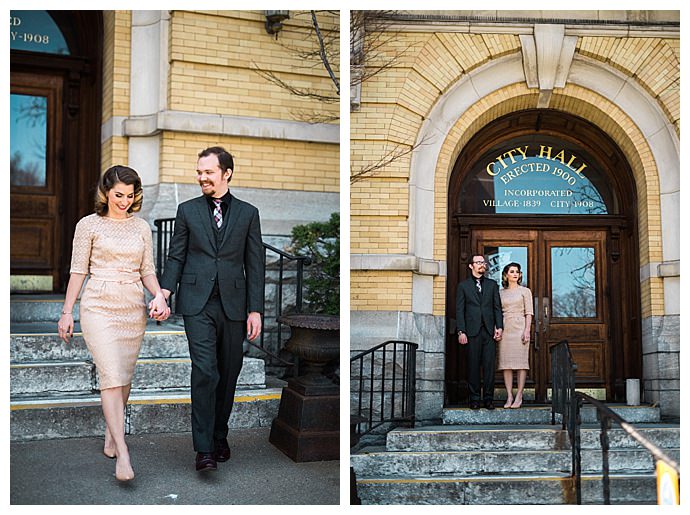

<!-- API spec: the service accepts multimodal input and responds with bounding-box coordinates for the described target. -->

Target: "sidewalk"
[10,428,339,505]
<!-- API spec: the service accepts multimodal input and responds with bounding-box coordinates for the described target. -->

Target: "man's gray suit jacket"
[160,194,265,320]
[455,276,503,337]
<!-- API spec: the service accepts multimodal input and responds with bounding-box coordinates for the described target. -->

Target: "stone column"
[128,10,170,223]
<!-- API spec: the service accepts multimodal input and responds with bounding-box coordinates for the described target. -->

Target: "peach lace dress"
[70,213,156,389]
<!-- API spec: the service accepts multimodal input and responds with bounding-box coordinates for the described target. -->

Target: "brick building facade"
[350,11,679,419]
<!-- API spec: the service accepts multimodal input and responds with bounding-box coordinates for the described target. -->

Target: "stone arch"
[408,52,678,319]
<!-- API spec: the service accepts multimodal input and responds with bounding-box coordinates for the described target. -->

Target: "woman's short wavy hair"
[94,165,143,216]
[501,262,523,289]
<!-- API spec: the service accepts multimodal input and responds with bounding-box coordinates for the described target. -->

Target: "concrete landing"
[10,428,339,504]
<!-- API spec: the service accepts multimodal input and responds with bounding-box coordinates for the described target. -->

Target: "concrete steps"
[354,473,658,505]
[10,296,279,441]
[351,407,680,504]
[11,388,282,441]
[442,404,662,425]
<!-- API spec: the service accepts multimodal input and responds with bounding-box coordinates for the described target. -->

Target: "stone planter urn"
[281,314,339,391]
[269,313,339,462]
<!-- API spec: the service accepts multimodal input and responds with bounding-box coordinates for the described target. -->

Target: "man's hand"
[247,312,262,341]
[494,328,503,341]
[458,332,468,345]
[148,294,170,321]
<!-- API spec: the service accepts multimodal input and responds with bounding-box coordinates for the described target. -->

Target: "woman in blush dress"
[57,166,170,481]
[497,262,533,409]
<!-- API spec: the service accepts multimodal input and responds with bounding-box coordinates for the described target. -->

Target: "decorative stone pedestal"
[269,314,339,462]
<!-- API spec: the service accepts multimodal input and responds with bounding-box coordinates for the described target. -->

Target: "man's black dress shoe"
[469,401,481,410]
[483,401,495,410]
[213,439,231,462]
[195,452,217,472]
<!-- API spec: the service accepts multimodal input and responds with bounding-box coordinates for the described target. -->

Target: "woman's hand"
[58,313,74,343]
[148,293,170,321]
[522,329,531,345]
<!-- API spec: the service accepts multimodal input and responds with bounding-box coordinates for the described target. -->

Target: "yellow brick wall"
[101,11,131,171]
[350,271,412,311]
[577,37,680,135]
[168,10,338,122]
[100,137,129,172]
[160,132,338,193]
[99,10,339,192]
[111,11,131,118]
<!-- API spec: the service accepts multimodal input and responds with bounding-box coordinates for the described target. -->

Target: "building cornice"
[379,13,679,38]
[102,110,339,145]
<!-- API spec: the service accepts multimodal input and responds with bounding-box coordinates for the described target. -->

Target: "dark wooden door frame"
[10,11,103,291]
[445,109,641,405]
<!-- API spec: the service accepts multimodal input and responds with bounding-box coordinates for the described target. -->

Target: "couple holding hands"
[456,255,534,410]
[56,146,264,481]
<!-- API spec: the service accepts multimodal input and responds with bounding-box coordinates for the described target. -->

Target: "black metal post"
[600,416,611,504]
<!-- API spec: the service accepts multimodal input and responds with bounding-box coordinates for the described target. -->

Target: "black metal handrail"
[153,217,311,371]
[550,339,681,504]
[350,340,418,444]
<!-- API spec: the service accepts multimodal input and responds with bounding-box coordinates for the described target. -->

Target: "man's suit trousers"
[183,289,245,453]
[466,327,496,403]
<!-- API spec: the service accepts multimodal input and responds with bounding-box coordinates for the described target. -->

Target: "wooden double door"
[447,225,620,404]
[476,227,609,402]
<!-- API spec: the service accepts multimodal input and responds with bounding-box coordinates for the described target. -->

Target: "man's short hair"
[198,146,234,174]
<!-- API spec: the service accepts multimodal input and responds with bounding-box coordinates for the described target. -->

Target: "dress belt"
[89,268,141,283]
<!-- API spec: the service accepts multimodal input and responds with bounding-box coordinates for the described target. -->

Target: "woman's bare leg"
[511,370,527,408]
[503,370,514,408]
[101,386,134,480]
[104,383,131,458]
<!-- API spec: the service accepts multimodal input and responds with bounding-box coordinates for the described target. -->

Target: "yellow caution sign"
[656,460,680,505]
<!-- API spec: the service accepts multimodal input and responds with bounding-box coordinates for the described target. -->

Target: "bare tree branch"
[251,10,340,121]
[350,135,433,184]
[350,10,412,88]
[311,10,339,95]
[252,66,339,103]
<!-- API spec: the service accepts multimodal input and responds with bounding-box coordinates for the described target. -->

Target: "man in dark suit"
[456,255,503,410]
[159,146,265,472]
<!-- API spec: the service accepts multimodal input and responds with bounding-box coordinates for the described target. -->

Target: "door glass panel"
[482,246,528,287]
[551,247,596,318]
[10,11,70,55]
[10,94,48,187]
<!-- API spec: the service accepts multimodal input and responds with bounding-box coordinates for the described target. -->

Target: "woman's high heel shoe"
[503,398,513,409]
[510,396,523,409]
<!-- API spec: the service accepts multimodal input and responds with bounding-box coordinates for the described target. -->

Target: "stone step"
[10,388,282,442]
[354,473,658,504]
[351,447,679,478]
[11,292,289,324]
[10,357,265,397]
[442,405,661,425]
[10,295,72,323]
[10,321,188,362]
[386,424,681,452]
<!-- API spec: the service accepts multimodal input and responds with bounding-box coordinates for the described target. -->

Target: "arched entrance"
[10,10,102,292]
[446,109,641,405]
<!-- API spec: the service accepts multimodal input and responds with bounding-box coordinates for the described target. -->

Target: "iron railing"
[550,339,680,504]
[350,340,418,444]
[153,217,311,371]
